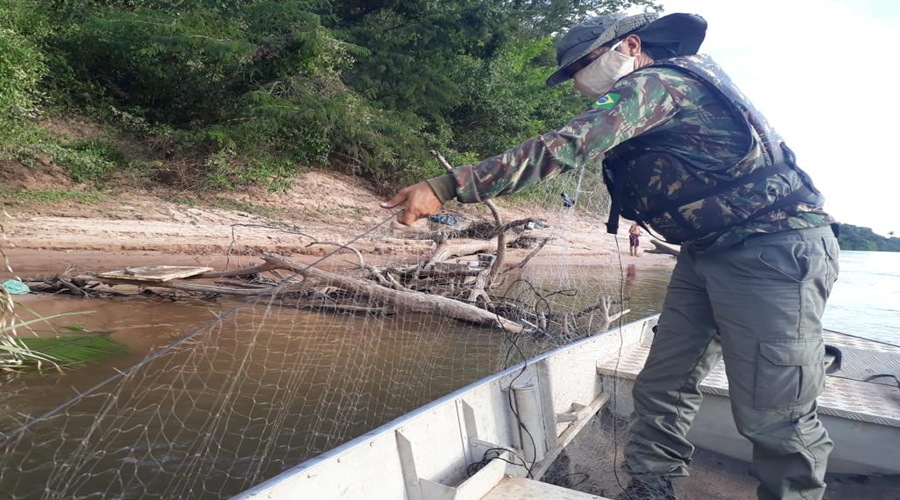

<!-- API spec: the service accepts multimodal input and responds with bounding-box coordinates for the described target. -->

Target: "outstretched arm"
[382,70,679,225]
[443,71,679,204]
[379,182,444,226]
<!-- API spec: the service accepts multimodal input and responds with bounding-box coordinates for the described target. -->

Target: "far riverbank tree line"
[836,224,900,252]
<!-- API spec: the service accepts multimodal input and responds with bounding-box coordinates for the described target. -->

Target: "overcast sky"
[649,0,900,235]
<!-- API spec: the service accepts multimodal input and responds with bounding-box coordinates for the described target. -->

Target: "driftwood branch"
[305,241,396,287]
[467,266,493,306]
[261,253,524,333]
[484,202,505,285]
[68,254,525,333]
[80,274,305,297]
[606,309,631,325]
[213,278,273,289]
[646,239,680,256]
[402,217,543,242]
[305,242,366,268]
[431,150,505,287]
[57,276,89,297]
[504,237,551,272]
[201,261,280,279]
[428,238,498,266]
[568,296,632,334]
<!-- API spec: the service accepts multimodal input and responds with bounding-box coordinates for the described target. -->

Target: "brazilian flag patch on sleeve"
[592,92,620,110]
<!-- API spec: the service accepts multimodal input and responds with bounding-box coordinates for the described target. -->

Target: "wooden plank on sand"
[97,266,213,282]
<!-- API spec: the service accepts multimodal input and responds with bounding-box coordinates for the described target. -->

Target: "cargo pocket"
[757,241,811,283]
[755,338,825,410]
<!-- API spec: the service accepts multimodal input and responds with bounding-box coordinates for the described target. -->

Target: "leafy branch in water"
[0,291,127,373]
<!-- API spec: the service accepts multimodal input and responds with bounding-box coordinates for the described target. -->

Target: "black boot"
[615,477,677,500]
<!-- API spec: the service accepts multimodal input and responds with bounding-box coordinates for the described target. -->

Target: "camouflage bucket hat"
[546,12,707,87]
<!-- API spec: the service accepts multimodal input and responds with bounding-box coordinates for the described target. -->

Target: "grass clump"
[0,293,127,373]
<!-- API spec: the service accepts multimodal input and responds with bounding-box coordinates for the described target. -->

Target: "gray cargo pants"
[623,226,840,500]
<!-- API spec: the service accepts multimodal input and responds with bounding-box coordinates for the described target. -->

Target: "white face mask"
[573,40,636,99]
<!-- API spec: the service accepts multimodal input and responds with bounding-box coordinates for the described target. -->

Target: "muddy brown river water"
[0,264,673,499]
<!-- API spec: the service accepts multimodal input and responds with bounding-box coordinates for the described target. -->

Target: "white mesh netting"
[0,169,669,499]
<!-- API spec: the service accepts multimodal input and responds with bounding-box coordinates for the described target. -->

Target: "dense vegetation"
[0,0,657,193]
[837,224,900,252]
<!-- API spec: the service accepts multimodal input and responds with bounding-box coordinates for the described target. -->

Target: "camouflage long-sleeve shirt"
[427,55,833,250]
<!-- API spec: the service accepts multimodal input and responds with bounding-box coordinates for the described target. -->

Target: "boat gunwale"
[234,316,655,497]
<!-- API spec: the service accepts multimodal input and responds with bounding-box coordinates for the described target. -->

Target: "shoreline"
[1,170,675,280]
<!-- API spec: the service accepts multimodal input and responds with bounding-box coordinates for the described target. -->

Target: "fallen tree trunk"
[428,238,498,266]
[71,254,526,333]
[259,254,524,333]
[77,274,304,297]
[402,217,545,242]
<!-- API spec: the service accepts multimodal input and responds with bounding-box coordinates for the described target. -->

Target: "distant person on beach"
[629,223,641,256]
[382,12,839,500]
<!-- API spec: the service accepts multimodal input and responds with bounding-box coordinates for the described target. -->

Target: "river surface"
[0,251,896,498]
[822,250,900,343]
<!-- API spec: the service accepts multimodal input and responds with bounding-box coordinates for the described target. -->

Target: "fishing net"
[0,168,669,499]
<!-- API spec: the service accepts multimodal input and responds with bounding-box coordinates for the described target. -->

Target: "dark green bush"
[0,8,46,127]
[4,0,660,191]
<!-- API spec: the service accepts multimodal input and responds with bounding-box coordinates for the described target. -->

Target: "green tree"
[5,0,660,190]
[55,6,254,125]
[452,37,586,156]
[0,0,48,130]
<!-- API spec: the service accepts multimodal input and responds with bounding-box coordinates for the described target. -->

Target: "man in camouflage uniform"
[382,12,839,500]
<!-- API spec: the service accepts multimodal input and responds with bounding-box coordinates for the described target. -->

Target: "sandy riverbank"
[1,170,675,280]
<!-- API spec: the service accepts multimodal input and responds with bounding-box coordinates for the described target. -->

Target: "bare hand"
[380,182,444,226]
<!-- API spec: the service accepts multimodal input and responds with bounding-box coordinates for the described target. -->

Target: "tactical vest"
[603,55,823,245]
